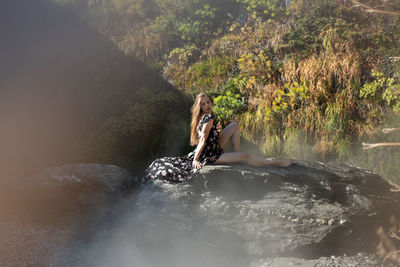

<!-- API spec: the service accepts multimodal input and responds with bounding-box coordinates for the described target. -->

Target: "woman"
[143,93,291,183]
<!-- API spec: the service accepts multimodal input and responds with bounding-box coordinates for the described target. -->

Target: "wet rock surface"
[127,161,400,266]
[1,161,400,266]
[252,252,397,266]
[185,161,400,256]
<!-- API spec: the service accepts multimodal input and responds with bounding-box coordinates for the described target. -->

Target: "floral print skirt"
[142,148,223,183]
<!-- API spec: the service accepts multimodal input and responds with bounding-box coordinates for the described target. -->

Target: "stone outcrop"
[135,160,400,264]
[251,253,397,267]
[2,161,400,266]
[191,162,400,256]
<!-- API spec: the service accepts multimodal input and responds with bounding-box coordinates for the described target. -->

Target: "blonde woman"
[143,93,291,183]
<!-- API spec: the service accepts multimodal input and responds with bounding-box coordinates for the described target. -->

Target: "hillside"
[0,0,191,175]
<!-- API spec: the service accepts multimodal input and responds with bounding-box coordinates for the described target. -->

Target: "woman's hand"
[192,159,203,170]
[217,122,222,133]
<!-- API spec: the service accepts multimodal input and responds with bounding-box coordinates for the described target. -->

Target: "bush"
[212,87,245,125]
[84,87,190,171]
[360,70,400,111]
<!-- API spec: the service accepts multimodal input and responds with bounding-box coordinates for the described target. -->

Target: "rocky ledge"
[2,161,400,266]
[138,160,400,265]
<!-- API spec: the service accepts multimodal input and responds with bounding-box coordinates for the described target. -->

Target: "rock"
[138,161,400,259]
[45,163,136,192]
[251,252,397,267]
[3,161,400,266]
[0,164,135,266]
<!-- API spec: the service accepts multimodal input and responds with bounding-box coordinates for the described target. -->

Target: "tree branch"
[362,142,400,149]
[388,179,400,193]
[389,229,400,240]
[384,249,400,263]
[382,128,400,134]
[351,0,400,16]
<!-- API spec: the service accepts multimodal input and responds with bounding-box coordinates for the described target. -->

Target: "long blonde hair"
[190,93,213,146]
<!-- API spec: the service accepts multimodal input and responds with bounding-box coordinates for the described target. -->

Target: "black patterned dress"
[142,114,224,183]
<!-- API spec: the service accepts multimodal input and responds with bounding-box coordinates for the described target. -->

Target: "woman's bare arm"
[217,122,222,142]
[193,119,213,169]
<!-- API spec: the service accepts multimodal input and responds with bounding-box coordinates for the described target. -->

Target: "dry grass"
[239,25,371,157]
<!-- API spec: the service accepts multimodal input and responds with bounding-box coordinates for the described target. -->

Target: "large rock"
[2,161,400,266]
[187,161,400,256]
[251,253,397,267]
[133,161,400,263]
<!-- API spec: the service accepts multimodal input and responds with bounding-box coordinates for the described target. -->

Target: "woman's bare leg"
[219,122,240,152]
[215,152,292,167]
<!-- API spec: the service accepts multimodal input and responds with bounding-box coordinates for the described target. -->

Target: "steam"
[54,183,249,267]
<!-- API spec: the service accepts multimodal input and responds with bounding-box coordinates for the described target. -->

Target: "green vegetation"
[236,0,287,19]
[212,88,245,125]
[55,0,400,181]
[83,87,191,171]
[360,70,400,111]
[54,0,241,62]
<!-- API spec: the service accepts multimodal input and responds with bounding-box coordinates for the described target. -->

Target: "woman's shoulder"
[200,113,214,124]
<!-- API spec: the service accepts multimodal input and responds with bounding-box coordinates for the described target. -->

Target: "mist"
[50,182,253,267]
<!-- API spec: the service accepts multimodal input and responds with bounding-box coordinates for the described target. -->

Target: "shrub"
[212,87,245,125]
[360,70,400,111]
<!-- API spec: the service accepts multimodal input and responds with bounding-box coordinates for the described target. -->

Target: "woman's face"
[200,96,213,114]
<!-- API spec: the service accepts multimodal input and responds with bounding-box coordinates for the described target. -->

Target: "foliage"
[164,54,236,96]
[53,0,241,63]
[284,0,339,57]
[138,0,240,57]
[238,24,370,158]
[167,44,201,67]
[237,51,277,88]
[85,87,190,170]
[212,87,245,125]
[162,0,400,160]
[236,0,287,20]
[282,128,315,161]
[360,70,400,111]
[54,0,400,171]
